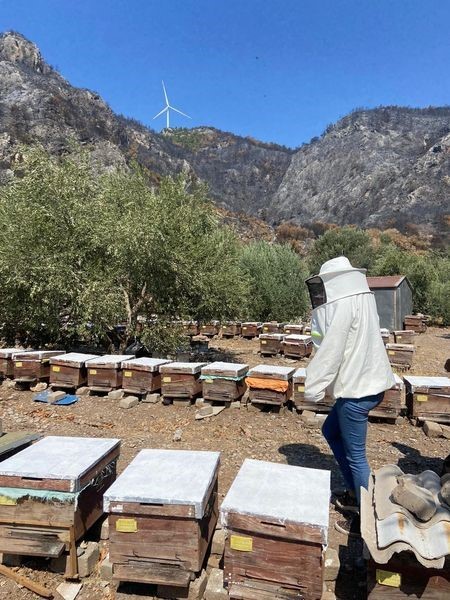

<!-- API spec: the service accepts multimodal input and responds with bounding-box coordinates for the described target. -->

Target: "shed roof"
[367,275,407,289]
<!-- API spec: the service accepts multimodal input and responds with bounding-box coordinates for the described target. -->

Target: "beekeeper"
[305,256,395,537]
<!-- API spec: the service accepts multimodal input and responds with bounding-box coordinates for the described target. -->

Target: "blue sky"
[1,1,449,147]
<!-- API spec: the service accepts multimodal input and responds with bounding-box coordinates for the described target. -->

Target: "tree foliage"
[307,226,376,275]
[0,147,248,350]
[240,242,309,321]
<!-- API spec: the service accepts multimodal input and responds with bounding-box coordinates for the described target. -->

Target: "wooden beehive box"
[221,459,330,600]
[13,350,66,383]
[86,354,134,392]
[393,330,415,344]
[221,322,242,337]
[200,321,220,337]
[380,329,390,345]
[182,321,199,336]
[0,436,120,578]
[201,362,248,402]
[386,344,415,368]
[282,334,313,359]
[246,365,294,406]
[259,333,284,356]
[283,323,303,335]
[49,352,99,389]
[104,449,220,587]
[403,376,450,424]
[262,322,280,334]
[0,348,27,379]
[160,362,206,401]
[367,554,450,599]
[121,357,171,395]
[369,374,404,421]
[241,322,262,339]
[292,368,333,413]
[404,314,427,333]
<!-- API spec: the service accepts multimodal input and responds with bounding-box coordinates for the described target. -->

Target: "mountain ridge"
[0,31,448,237]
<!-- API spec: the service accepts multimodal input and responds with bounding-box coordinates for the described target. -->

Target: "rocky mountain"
[270,107,450,236]
[0,31,449,237]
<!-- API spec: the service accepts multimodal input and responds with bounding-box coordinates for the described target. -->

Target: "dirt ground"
[0,327,448,599]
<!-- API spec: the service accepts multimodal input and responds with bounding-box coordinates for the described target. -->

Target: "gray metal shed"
[367,276,413,331]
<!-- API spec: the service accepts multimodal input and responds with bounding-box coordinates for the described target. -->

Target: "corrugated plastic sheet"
[362,466,450,569]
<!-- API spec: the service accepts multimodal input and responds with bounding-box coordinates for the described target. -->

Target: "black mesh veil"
[306,276,327,309]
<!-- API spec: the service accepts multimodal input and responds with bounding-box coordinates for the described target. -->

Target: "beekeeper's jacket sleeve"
[305,297,353,403]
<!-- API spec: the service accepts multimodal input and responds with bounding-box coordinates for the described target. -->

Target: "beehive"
[104,449,220,587]
[86,355,134,392]
[49,352,99,389]
[201,362,248,402]
[393,330,415,344]
[200,321,220,337]
[0,348,27,379]
[283,323,303,335]
[160,362,206,402]
[221,322,242,337]
[241,322,262,339]
[282,334,313,359]
[0,436,120,578]
[259,333,284,356]
[404,376,450,424]
[386,344,415,368]
[292,368,333,413]
[121,357,171,395]
[221,459,330,600]
[369,374,404,421]
[246,365,294,406]
[262,322,281,334]
[13,351,66,383]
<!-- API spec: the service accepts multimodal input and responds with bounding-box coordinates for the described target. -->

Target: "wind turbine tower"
[153,81,191,129]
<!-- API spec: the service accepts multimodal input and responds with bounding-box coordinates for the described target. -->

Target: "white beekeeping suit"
[304,256,395,402]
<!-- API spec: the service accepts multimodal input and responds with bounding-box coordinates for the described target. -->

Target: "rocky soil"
[0,327,448,599]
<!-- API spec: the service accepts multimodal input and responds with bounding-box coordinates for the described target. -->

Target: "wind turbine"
[153,80,191,129]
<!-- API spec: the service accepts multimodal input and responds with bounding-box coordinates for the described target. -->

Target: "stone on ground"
[78,541,99,577]
[204,568,227,600]
[119,396,139,409]
[423,420,443,438]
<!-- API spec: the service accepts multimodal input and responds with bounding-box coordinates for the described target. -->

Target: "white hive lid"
[220,459,330,543]
[104,449,220,518]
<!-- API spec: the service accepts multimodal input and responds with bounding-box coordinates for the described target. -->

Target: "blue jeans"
[322,392,384,505]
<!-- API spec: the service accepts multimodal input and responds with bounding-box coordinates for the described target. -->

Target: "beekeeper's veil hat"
[305,256,371,309]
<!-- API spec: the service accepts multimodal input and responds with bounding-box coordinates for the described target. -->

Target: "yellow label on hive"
[0,495,17,506]
[388,351,395,355]
[52,366,60,372]
[124,371,133,378]
[205,379,213,383]
[242,327,247,330]
[230,535,253,552]
[263,327,268,331]
[163,376,172,383]
[297,385,305,392]
[416,394,428,402]
[286,330,290,333]
[15,362,22,367]
[89,369,97,375]
[116,518,137,533]
[376,569,401,587]
[261,340,267,345]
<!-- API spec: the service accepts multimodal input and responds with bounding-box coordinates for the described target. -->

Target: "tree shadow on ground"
[278,442,345,490]
[392,441,446,475]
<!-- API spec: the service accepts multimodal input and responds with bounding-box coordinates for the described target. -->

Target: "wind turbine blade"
[162,80,169,106]
[153,107,168,119]
[170,106,192,119]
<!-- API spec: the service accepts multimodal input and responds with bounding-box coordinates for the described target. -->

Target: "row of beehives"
[179,320,309,338]
[0,436,330,599]
[2,349,448,424]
